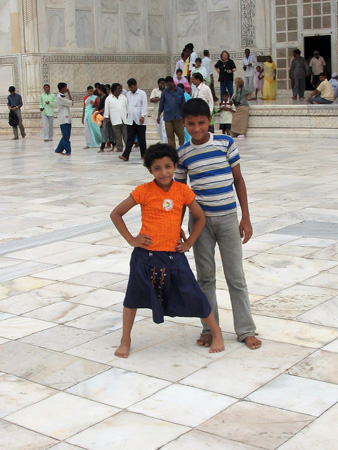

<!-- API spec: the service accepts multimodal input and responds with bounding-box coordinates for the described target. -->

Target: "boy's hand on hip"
[129,234,152,249]
[239,218,253,244]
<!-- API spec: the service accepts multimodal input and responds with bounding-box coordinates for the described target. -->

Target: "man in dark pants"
[119,78,148,162]
[7,86,26,140]
[55,82,73,156]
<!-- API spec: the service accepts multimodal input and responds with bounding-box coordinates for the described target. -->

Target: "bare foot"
[114,339,131,358]
[118,155,128,161]
[83,146,89,149]
[196,333,212,348]
[209,328,225,353]
[244,336,262,350]
[98,149,104,153]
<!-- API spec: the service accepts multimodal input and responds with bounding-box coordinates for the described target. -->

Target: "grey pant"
[244,76,254,91]
[12,109,26,139]
[42,115,54,140]
[112,123,127,151]
[189,212,256,342]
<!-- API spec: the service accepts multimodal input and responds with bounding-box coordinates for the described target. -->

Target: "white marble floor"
[0,133,338,450]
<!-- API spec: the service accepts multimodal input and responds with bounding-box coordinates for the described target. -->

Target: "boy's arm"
[232,164,252,244]
[175,199,206,253]
[110,195,152,249]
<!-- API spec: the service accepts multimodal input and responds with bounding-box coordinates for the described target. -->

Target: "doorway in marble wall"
[304,35,331,90]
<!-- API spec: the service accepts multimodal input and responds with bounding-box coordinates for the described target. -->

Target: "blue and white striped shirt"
[174,134,240,216]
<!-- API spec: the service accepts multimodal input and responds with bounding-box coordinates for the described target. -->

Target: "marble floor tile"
[0,312,13,321]
[322,338,338,353]
[0,374,56,418]
[65,309,129,333]
[66,411,189,450]
[301,272,338,289]
[6,240,85,261]
[218,309,338,348]
[0,420,57,450]
[66,271,126,288]
[40,281,95,298]
[161,430,259,450]
[297,296,338,327]
[36,244,113,265]
[180,340,312,398]
[251,285,337,319]
[278,402,338,449]
[266,244,320,257]
[307,243,338,261]
[67,367,170,408]
[0,261,54,283]
[23,301,99,324]
[0,276,54,298]
[0,316,56,339]
[20,324,103,352]
[0,341,109,390]
[273,221,338,240]
[197,401,313,450]
[247,374,338,416]
[5,392,119,440]
[129,384,236,427]
[288,349,338,384]
[286,237,337,248]
[70,288,125,308]
[0,290,61,315]
[48,444,84,450]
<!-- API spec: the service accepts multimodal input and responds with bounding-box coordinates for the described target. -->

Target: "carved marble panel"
[148,15,164,51]
[75,0,92,9]
[241,0,256,47]
[46,0,65,7]
[101,0,118,11]
[23,55,42,103]
[0,66,14,96]
[207,0,232,12]
[102,13,119,49]
[178,0,198,13]
[125,14,143,51]
[76,10,93,48]
[177,13,201,52]
[208,11,233,49]
[125,0,141,14]
[148,0,163,12]
[47,9,66,48]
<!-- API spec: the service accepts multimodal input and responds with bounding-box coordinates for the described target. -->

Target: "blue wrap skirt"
[124,247,211,324]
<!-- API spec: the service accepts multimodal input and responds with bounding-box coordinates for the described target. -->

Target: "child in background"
[110,143,224,358]
[253,65,264,100]
[219,92,236,135]
[177,83,191,143]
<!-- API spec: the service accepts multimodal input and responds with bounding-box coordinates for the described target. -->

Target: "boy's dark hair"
[98,84,107,94]
[186,43,194,50]
[294,49,301,55]
[105,83,111,89]
[111,82,121,93]
[143,143,178,169]
[203,49,209,56]
[94,82,100,88]
[176,68,183,74]
[192,72,203,82]
[222,91,229,97]
[177,83,184,90]
[182,98,210,119]
[165,76,174,83]
[57,82,67,91]
[87,85,93,90]
[8,86,15,92]
[43,83,50,88]
[319,72,325,77]
[195,57,202,63]
[158,77,165,84]
[127,78,137,86]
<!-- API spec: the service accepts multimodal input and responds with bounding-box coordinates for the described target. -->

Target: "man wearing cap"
[306,73,334,104]
[329,72,338,100]
[7,86,26,140]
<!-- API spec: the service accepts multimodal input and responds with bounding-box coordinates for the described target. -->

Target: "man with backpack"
[7,86,26,140]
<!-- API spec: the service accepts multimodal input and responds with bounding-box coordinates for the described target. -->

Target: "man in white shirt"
[191,72,214,115]
[150,78,167,143]
[202,49,218,101]
[174,52,187,75]
[119,78,148,162]
[242,48,257,91]
[55,82,73,155]
[309,51,326,88]
[104,83,128,152]
[186,43,197,75]
[329,72,338,100]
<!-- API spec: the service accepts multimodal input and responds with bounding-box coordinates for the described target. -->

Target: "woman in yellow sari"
[262,56,277,100]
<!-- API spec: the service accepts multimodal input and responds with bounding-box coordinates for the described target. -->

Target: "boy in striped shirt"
[175,98,262,350]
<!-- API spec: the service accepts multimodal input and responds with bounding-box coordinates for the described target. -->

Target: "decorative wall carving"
[76,10,93,48]
[101,0,118,10]
[125,14,143,51]
[241,0,256,47]
[178,0,198,13]
[148,15,164,51]
[22,0,40,52]
[207,0,232,11]
[125,0,141,13]
[47,9,66,48]
[102,13,119,49]
[208,12,232,48]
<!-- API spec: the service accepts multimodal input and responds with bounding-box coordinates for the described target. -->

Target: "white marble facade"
[0,0,337,111]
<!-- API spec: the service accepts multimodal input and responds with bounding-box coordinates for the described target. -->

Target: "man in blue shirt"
[7,86,26,140]
[157,76,186,149]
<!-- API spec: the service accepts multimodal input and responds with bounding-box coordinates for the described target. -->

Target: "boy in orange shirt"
[110,143,224,358]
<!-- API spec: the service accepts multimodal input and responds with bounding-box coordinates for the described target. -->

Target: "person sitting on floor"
[306,73,334,104]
